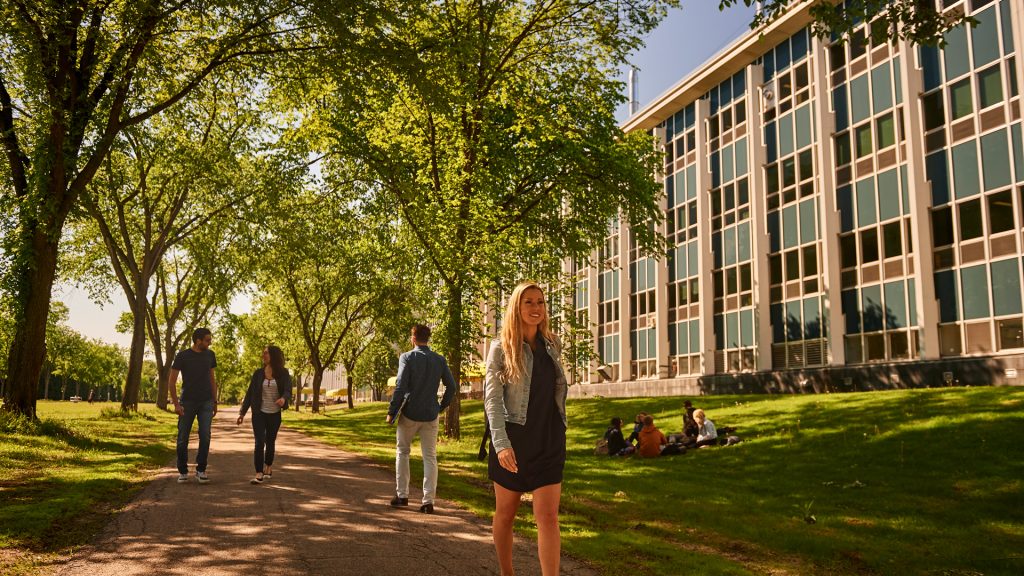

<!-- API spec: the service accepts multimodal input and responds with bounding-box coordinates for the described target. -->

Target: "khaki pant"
[395,417,439,505]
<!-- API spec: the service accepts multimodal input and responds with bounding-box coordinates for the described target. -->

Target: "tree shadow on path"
[56,408,596,576]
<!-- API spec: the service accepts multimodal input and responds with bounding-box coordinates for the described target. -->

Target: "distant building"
[568,0,1024,396]
[294,365,348,403]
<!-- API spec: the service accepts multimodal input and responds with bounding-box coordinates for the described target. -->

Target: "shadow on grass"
[0,409,176,558]
[286,388,1024,576]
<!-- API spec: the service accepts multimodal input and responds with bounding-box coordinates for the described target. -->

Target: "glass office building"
[570,0,1024,396]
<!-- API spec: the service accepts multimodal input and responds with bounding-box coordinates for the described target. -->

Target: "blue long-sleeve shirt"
[387,345,458,422]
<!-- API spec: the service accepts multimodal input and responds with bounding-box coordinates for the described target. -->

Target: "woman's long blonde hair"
[500,281,555,384]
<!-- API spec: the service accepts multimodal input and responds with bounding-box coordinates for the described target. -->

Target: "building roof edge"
[621,4,818,134]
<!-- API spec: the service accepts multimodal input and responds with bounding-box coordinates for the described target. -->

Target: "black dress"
[488,338,566,492]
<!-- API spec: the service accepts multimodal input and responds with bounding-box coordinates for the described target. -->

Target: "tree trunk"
[43,370,51,401]
[148,294,171,410]
[120,293,150,411]
[158,337,179,410]
[156,363,171,410]
[2,227,61,419]
[346,373,355,409]
[444,283,463,440]
[312,369,324,414]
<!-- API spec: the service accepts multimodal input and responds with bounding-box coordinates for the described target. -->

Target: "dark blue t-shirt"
[172,348,217,403]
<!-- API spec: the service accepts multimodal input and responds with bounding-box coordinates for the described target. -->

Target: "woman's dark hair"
[266,345,286,378]
[610,417,622,428]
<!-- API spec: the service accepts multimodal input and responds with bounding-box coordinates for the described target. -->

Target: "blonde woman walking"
[484,281,568,576]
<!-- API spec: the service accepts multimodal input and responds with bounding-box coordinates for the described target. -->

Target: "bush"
[0,409,34,434]
[99,406,157,421]
[0,408,81,440]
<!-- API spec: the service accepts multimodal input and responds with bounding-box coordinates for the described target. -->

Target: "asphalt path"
[57,406,596,576]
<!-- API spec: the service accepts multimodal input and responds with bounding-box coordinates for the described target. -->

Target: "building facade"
[569,0,1024,397]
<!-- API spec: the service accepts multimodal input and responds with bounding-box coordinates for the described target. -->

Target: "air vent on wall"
[761,80,777,111]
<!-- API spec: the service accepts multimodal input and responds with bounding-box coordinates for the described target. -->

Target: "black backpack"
[477,419,491,461]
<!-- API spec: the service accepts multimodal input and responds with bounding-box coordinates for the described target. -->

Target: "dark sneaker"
[390,496,409,507]
[197,471,210,484]
[419,503,434,514]
[176,474,188,484]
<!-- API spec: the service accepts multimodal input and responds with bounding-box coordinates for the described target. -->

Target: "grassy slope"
[284,387,1024,576]
[0,401,177,575]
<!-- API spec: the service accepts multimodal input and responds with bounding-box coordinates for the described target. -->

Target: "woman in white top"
[237,345,292,484]
[693,408,719,448]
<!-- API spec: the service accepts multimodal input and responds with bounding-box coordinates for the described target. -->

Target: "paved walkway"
[58,407,597,576]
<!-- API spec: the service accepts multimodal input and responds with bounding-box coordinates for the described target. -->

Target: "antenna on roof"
[628,67,639,116]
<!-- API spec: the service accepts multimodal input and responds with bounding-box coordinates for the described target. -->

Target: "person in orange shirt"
[637,414,667,458]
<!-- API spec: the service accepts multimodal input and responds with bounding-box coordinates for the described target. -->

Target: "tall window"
[666,103,701,376]
[921,0,1024,356]
[629,228,658,379]
[710,69,756,372]
[597,218,622,380]
[765,28,829,368]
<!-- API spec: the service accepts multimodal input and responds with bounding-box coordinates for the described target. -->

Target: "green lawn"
[0,401,177,575]
[285,387,1024,576]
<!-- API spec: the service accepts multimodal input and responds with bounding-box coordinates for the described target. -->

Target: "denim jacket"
[387,345,458,422]
[483,336,568,453]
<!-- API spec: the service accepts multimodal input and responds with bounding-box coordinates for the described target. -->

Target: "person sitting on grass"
[693,409,719,448]
[627,411,647,447]
[604,417,633,456]
[637,414,667,458]
[682,400,699,443]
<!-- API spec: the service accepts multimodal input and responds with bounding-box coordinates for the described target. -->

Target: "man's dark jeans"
[177,399,215,474]
[252,411,283,473]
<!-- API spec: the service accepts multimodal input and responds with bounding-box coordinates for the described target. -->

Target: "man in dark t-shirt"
[169,327,218,484]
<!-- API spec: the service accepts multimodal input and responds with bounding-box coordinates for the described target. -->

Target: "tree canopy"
[0,0,309,417]
[1,0,970,418]
[720,0,972,47]
[293,0,675,436]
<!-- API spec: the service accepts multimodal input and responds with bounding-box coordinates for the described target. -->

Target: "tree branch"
[79,185,140,309]
[489,179,561,235]
[122,3,305,130]
[10,0,46,54]
[0,73,29,196]
[383,176,454,286]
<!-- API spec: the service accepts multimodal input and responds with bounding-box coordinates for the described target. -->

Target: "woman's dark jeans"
[252,411,283,473]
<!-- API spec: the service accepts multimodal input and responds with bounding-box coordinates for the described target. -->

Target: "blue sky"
[62,4,759,348]
[616,2,756,122]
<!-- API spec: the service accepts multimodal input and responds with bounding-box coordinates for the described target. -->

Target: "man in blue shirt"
[169,328,218,484]
[386,324,457,513]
